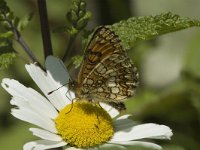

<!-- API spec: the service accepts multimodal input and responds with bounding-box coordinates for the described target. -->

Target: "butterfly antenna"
[48,83,68,95]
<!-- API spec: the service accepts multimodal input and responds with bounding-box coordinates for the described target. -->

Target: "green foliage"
[54,0,92,36]
[109,12,200,50]
[17,12,34,31]
[0,0,17,30]
[71,55,83,68]
[0,0,16,69]
[0,0,33,69]
[0,31,13,38]
[53,0,92,35]
[0,0,9,14]
[66,0,92,33]
[0,39,16,69]
[0,0,33,32]
[0,52,16,69]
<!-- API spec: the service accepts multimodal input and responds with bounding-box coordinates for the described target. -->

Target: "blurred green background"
[0,0,200,150]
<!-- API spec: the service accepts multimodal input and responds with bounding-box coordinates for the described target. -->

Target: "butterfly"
[69,26,139,111]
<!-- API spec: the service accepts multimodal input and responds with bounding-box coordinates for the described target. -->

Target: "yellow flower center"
[55,100,114,148]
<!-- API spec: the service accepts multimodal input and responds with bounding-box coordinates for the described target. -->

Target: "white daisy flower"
[1,56,173,150]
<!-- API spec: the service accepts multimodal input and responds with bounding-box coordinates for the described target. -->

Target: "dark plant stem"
[37,0,53,58]
[3,14,43,68]
[62,36,76,62]
[13,28,41,66]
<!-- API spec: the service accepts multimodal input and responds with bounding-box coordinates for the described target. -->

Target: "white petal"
[100,102,119,118]
[29,128,62,141]
[64,143,126,150]
[99,143,126,149]
[23,140,67,150]
[11,108,57,133]
[114,115,136,131]
[10,96,28,108]
[116,114,131,120]
[2,78,58,119]
[45,56,75,101]
[112,123,173,142]
[25,63,72,110]
[64,147,82,150]
[109,141,162,150]
[10,96,57,118]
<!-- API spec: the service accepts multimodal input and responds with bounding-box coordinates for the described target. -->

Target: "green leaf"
[69,9,79,23]
[71,55,83,68]
[64,0,91,35]
[0,38,16,69]
[0,0,9,14]
[17,12,34,31]
[0,38,14,52]
[109,12,200,50]
[0,52,16,69]
[7,11,14,20]
[0,31,13,38]
[0,0,32,35]
[76,11,92,30]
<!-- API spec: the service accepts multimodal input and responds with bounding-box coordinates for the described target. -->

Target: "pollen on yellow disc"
[54,100,114,148]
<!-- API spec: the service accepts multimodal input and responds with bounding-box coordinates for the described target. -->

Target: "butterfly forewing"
[76,27,139,103]
[78,27,121,83]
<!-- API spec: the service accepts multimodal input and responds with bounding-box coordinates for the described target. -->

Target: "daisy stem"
[37,0,53,58]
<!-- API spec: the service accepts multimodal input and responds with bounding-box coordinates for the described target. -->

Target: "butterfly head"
[69,79,91,100]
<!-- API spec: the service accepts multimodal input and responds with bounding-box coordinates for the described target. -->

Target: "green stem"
[62,36,76,62]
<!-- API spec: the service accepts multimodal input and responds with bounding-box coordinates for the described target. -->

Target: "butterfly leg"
[65,88,72,101]
[108,102,126,113]
[93,103,104,125]
[96,102,104,110]
[65,98,78,114]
